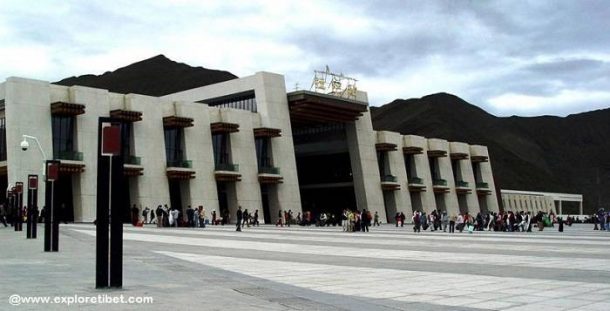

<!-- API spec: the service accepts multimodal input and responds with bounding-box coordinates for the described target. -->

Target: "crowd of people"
[132,204,264,229]
[4,200,608,235]
[406,210,577,233]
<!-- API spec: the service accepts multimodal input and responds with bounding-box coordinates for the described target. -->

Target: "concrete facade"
[0,71,500,222]
[501,189,583,216]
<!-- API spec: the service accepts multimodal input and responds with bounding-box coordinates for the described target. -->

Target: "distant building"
[500,189,583,216]
[0,71,499,223]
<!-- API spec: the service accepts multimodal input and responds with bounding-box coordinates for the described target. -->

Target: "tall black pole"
[15,183,23,232]
[27,175,38,239]
[44,161,60,252]
[96,118,124,289]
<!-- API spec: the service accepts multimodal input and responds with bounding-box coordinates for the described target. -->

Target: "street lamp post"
[20,134,59,251]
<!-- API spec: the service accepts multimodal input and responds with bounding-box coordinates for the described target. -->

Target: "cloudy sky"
[1,0,609,116]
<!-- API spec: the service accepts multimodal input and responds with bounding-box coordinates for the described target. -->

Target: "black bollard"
[27,175,39,239]
[14,183,23,232]
[44,161,60,252]
[96,119,124,289]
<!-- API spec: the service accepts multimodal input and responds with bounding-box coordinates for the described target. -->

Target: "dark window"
[164,128,184,163]
[121,122,133,160]
[473,162,482,183]
[296,153,353,185]
[429,157,441,180]
[52,116,75,158]
[452,159,462,181]
[0,117,6,161]
[202,91,257,112]
[405,154,416,178]
[255,137,272,168]
[377,151,390,176]
[212,134,230,165]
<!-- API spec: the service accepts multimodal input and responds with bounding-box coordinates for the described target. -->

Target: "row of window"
[378,151,485,185]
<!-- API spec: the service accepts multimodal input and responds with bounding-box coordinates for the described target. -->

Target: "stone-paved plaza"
[1,223,609,310]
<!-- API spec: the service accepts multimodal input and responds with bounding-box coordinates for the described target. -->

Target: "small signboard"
[101,125,121,157]
[15,182,23,194]
[47,163,59,182]
[28,175,38,190]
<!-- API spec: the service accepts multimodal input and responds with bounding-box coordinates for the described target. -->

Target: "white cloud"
[488,90,610,116]
[0,0,609,116]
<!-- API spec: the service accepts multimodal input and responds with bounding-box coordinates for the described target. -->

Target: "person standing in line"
[170,208,180,228]
[342,209,348,231]
[0,204,7,227]
[441,211,448,232]
[150,207,155,224]
[155,205,163,228]
[361,209,370,232]
[421,212,428,231]
[456,214,465,233]
[131,204,139,226]
[199,206,206,228]
[186,206,194,227]
[60,203,68,224]
[142,206,150,225]
[211,210,217,225]
[373,211,380,226]
[412,211,420,233]
[449,214,456,233]
[276,209,283,227]
[193,206,200,228]
[236,206,243,232]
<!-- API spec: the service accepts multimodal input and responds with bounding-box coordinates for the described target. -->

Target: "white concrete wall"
[164,72,303,220]
[4,77,53,211]
[126,94,171,211]
[376,131,412,220]
[68,86,111,221]
[220,108,263,219]
[500,193,556,214]
[470,145,500,213]
[450,142,480,214]
[175,101,219,212]
[346,110,386,217]
[427,138,459,215]
[404,135,436,213]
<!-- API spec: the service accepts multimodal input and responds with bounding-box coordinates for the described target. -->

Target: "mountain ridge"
[54,54,237,96]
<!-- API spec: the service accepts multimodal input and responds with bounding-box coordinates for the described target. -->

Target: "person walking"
[253,210,260,226]
[373,211,380,226]
[236,206,243,232]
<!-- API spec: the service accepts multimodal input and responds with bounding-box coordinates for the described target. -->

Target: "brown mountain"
[55,54,237,96]
[371,93,610,214]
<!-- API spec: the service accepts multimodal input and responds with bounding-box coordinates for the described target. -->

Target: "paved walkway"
[1,223,609,310]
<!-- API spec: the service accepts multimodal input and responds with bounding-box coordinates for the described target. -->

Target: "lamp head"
[20,137,29,151]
